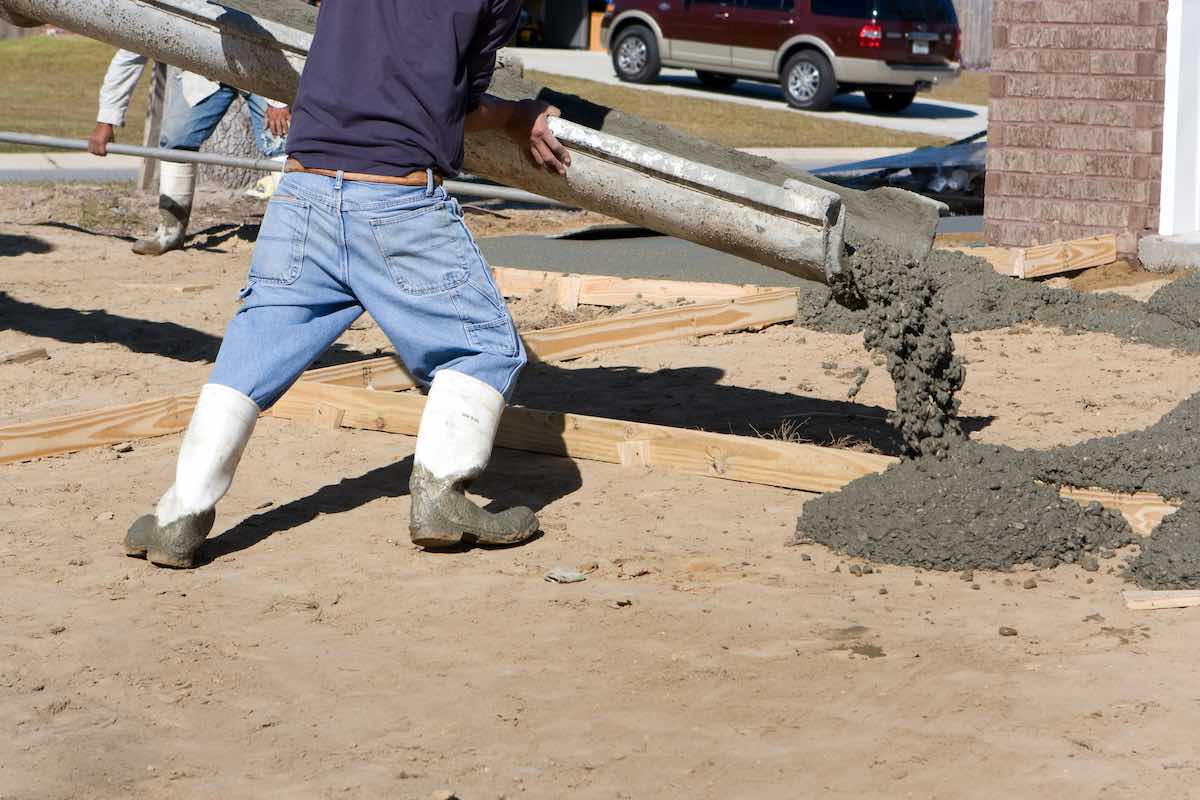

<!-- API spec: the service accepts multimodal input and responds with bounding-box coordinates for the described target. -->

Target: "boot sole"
[410,516,540,550]
[124,543,196,568]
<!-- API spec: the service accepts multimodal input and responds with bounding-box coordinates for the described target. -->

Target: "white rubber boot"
[409,370,539,549]
[133,160,195,256]
[124,384,259,567]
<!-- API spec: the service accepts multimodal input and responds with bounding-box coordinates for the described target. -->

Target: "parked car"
[599,0,961,112]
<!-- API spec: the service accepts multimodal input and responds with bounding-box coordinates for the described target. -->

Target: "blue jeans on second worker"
[207,171,527,408]
[159,72,286,158]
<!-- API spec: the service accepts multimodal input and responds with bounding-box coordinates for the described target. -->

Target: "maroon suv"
[600,0,961,112]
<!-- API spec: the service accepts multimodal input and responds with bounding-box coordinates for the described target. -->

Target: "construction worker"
[124,0,570,568]
[88,49,292,255]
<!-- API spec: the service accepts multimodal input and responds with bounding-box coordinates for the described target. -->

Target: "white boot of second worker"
[133,160,196,256]
[409,370,539,549]
[124,384,259,568]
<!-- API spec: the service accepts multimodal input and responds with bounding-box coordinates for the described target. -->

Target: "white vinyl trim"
[1159,0,1200,235]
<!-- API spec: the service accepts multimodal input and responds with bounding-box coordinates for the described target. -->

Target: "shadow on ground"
[654,76,982,119]
[200,449,580,563]
[0,292,378,368]
[0,233,53,257]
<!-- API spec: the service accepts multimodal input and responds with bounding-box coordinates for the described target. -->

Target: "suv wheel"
[612,25,660,84]
[696,70,737,90]
[865,90,917,113]
[780,50,836,111]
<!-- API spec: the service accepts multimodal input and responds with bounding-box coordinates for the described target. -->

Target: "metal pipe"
[0,0,848,284]
[0,131,283,171]
[0,130,568,206]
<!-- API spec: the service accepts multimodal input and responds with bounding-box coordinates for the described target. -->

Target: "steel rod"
[0,131,567,206]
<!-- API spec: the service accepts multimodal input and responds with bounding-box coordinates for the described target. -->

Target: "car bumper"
[834,57,960,90]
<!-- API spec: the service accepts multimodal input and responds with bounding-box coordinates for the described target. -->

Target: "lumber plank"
[0,393,198,465]
[941,234,1117,280]
[1123,590,1200,611]
[294,288,799,387]
[299,355,415,391]
[0,292,800,466]
[521,289,798,362]
[491,266,774,307]
[272,382,898,494]
[1020,234,1117,279]
[117,282,215,293]
[1059,486,1180,537]
[0,347,50,365]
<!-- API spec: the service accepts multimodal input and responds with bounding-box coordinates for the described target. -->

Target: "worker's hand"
[510,99,570,177]
[88,122,115,156]
[265,105,292,138]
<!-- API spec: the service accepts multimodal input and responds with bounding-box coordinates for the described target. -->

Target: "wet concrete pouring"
[495,67,1200,590]
[793,245,1200,589]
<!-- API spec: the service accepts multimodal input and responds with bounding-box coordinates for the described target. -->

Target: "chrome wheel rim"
[788,62,820,102]
[617,37,648,74]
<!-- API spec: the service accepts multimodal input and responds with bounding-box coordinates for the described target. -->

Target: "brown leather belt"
[284,158,442,187]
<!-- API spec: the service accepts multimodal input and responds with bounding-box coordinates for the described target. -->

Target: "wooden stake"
[1123,590,1200,611]
[0,347,49,365]
[137,61,169,192]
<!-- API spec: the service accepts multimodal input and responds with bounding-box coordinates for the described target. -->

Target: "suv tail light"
[858,23,883,49]
[953,29,962,61]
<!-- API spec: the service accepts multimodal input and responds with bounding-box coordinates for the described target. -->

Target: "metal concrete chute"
[0,0,950,286]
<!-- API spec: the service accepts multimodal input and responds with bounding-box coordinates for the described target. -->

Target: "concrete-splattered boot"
[409,370,539,549]
[125,384,258,567]
[132,161,195,256]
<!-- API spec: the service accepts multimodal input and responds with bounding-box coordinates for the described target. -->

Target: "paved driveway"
[508,48,987,142]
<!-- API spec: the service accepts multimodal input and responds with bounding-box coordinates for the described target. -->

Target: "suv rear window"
[810,0,957,23]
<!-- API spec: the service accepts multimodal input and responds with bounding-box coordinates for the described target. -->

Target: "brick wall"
[985,0,1168,255]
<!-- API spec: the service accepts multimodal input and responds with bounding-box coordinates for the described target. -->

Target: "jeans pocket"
[369,203,467,295]
[463,316,520,358]
[250,196,309,285]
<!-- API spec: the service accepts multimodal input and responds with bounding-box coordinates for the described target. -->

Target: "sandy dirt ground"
[5,186,1200,799]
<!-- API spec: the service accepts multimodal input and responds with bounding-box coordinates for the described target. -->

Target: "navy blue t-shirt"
[286,0,520,178]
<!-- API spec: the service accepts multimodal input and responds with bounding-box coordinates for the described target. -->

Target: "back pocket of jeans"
[250,196,309,285]
[369,203,467,295]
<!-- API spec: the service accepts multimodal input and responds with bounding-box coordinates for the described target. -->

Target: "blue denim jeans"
[208,171,527,408]
[159,73,286,158]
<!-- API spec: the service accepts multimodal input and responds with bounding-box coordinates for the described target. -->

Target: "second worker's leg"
[134,81,236,256]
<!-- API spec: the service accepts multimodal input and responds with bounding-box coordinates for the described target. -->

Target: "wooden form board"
[491,266,776,310]
[0,288,799,465]
[1058,486,1180,537]
[941,234,1117,279]
[0,393,198,465]
[295,288,800,391]
[1124,590,1200,611]
[271,382,896,494]
[274,381,1182,529]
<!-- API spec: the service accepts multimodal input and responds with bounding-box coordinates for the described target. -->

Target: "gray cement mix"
[799,322,1200,587]
[796,442,1133,571]
[842,241,964,457]
[797,248,1200,352]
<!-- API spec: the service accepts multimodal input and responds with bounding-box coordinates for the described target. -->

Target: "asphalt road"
[479,215,983,287]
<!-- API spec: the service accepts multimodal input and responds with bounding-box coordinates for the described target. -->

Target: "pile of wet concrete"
[796,248,1200,589]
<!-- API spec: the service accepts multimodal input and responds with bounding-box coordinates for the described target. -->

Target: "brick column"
[985,0,1168,256]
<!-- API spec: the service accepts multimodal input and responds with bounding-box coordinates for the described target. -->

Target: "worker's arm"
[463,0,569,176]
[91,50,149,156]
[465,96,570,176]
